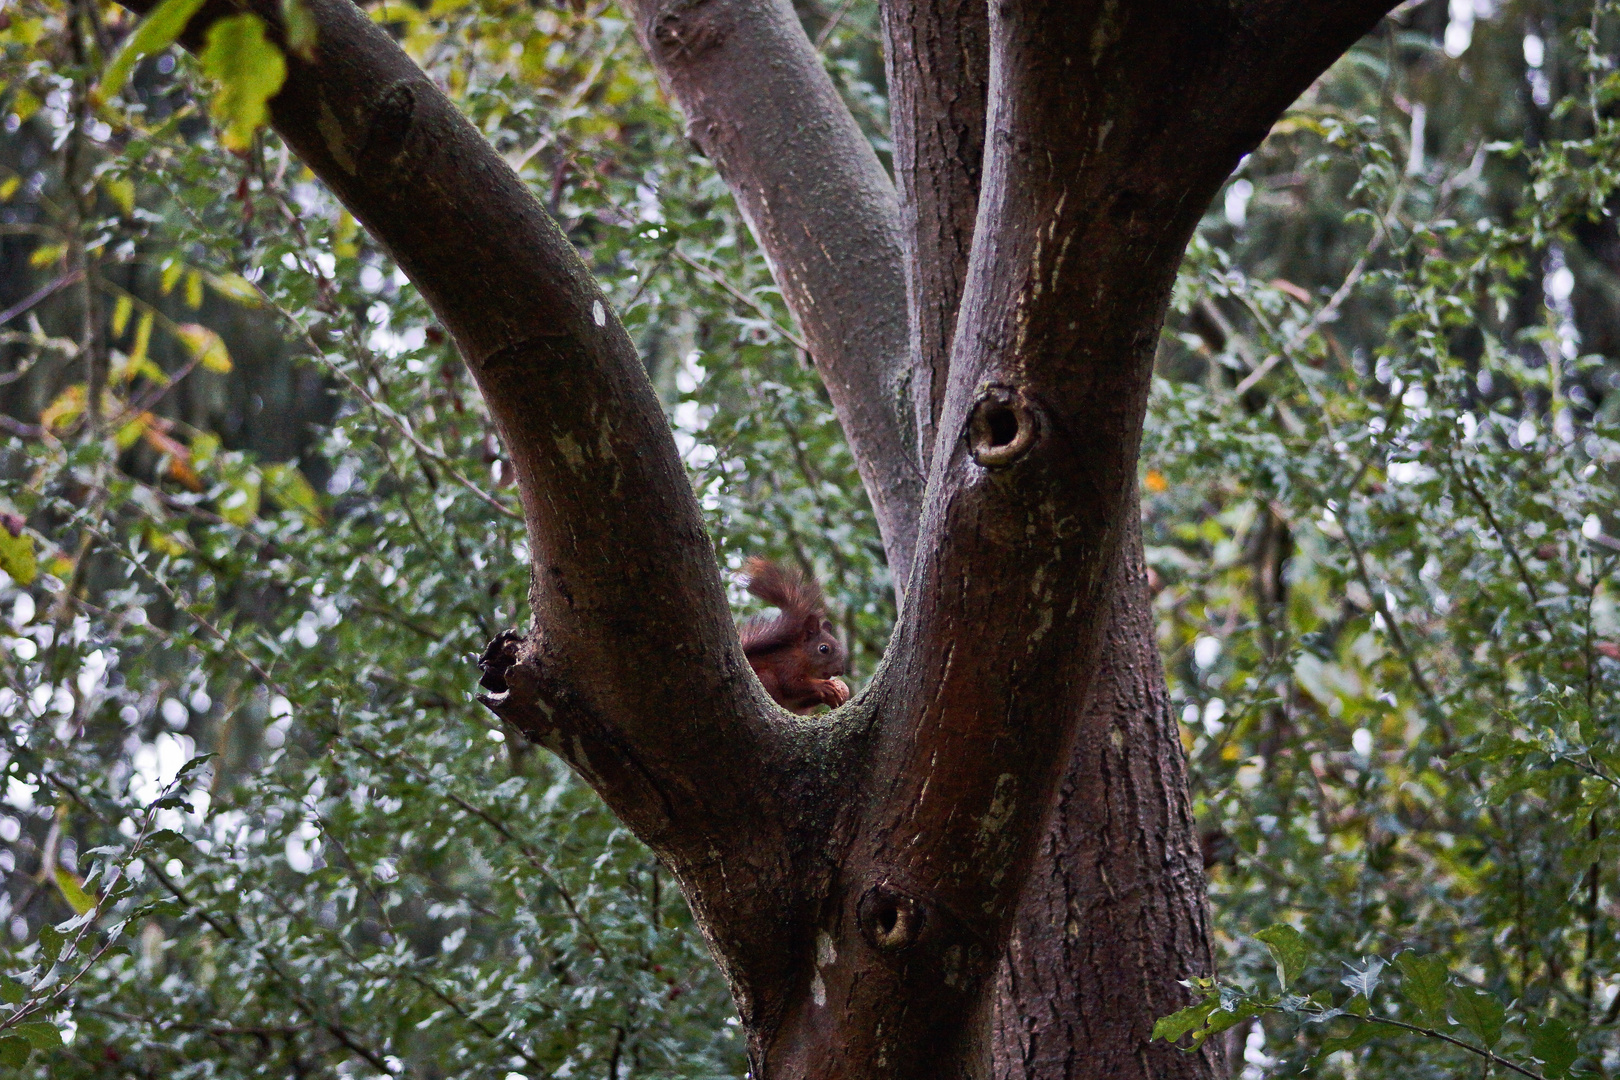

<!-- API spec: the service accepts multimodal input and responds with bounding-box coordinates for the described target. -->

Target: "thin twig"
[0,269,84,328]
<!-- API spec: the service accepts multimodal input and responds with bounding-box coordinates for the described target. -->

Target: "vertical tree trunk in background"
[993,506,1219,1080]
[136,0,1404,1074]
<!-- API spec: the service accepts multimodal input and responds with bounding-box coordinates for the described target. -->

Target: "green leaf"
[1450,985,1505,1050]
[1393,952,1448,1027]
[1191,1000,1265,1049]
[199,14,288,153]
[1530,1017,1578,1078]
[99,0,208,100]
[1255,924,1311,990]
[12,1021,61,1049]
[36,926,63,966]
[0,529,35,587]
[0,976,25,1005]
[1152,994,1220,1044]
[0,1035,29,1067]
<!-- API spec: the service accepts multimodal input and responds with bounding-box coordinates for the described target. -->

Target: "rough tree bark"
[137,0,1401,1076]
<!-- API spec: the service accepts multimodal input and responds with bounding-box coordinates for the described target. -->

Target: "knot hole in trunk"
[858,884,926,954]
[968,385,1040,467]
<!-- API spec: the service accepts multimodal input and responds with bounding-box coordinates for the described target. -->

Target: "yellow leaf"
[206,271,261,307]
[11,88,39,121]
[262,463,324,526]
[52,867,96,916]
[160,259,184,295]
[111,294,132,337]
[131,310,154,366]
[334,211,359,259]
[281,0,318,60]
[0,524,34,586]
[217,472,261,526]
[144,525,188,558]
[99,0,209,101]
[28,243,65,268]
[200,14,287,153]
[184,268,203,309]
[115,413,150,450]
[131,355,170,386]
[103,176,136,215]
[1144,470,1168,494]
[175,323,233,373]
[40,385,86,432]
[0,176,19,201]
[190,432,220,470]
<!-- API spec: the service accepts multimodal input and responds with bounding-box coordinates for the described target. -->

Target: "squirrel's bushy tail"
[742,556,826,618]
[739,557,826,654]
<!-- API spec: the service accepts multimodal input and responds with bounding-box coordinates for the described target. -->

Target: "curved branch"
[881,0,987,476]
[620,0,925,587]
[123,0,818,1007]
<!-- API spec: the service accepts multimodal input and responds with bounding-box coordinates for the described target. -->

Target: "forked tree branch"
[123,0,1404,1076]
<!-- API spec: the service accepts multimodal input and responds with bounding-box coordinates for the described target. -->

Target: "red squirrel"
[738,557,850,714]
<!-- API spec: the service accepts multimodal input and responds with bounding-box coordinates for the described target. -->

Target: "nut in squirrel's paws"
[829,677,850,705]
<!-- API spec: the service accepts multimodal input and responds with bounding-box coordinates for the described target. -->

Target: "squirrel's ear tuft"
[800,611,823,639]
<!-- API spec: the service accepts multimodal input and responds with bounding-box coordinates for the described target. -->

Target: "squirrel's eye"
[819,644,830,654]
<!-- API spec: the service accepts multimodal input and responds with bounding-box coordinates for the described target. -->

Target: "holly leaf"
[1152,994,1220,1045]
[1450,985,1505,1050]
[200,14,288,152]
[1340,956,1386,1002]
[1255,924,1311,990]
[1393,952,1448,1027]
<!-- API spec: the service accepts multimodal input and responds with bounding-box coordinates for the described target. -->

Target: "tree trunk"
[132,0,1404,1075]
[992,505,1219,1080]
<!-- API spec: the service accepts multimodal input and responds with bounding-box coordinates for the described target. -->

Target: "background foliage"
[0,0,1617,1077]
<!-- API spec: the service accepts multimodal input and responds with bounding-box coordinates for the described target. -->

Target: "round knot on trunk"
[967,384,1040,467]
[858,884,926,954]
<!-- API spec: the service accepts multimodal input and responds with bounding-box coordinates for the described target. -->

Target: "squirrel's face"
[809,620,847,678]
